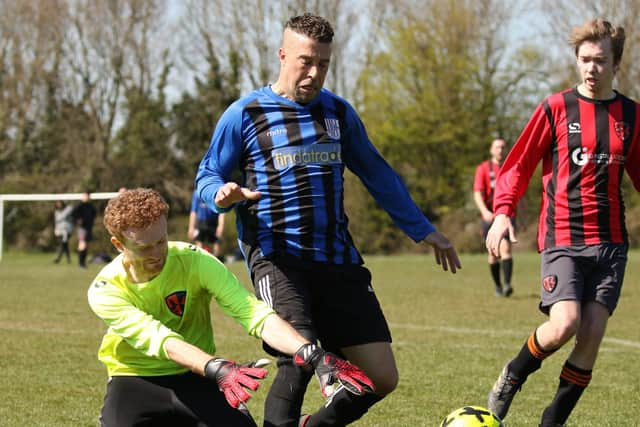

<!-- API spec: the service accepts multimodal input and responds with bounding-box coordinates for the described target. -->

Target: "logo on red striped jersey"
[568,122,581,134]
[614,121,630,141]
[571,147,588,166]
[542,275,557,293]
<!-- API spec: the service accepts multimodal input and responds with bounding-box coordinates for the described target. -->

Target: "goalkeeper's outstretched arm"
[164,313,374,408]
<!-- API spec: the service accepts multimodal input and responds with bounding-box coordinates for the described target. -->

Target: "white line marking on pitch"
[389,323,640,349]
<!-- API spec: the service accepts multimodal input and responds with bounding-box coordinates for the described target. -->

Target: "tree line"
[2,0,640,254]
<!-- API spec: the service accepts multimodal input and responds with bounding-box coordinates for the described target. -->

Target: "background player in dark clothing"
[196,13,461,427]
[485,19,640,427]
[73,191,97,268]
[188,189,225,259]
[473,138,515,296]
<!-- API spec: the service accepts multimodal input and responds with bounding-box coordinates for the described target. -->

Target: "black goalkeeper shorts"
[249,253,392,357]
[100,372,257,427]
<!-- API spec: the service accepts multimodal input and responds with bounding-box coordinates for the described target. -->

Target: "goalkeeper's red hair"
[103,188,169,240]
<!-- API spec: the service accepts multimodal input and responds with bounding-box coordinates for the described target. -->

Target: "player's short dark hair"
[103,188,169,240]
[285,13,334,43]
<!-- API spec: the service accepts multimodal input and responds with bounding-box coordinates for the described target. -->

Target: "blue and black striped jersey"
[196,86,435,264]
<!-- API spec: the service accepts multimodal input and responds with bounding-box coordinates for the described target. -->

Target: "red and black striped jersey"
[494,87,640,251]
[473,159,501,210]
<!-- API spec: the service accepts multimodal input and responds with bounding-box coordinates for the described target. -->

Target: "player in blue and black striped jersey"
[196,13,461,427]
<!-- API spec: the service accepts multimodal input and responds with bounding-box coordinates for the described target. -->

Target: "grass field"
[0,250,638,426]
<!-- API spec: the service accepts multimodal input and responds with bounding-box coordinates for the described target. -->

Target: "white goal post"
[0,192,120,261]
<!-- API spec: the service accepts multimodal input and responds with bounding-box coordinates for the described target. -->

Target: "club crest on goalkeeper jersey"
[196,86,435,264]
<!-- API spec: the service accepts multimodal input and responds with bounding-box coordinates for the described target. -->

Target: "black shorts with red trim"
[248,252,392,358]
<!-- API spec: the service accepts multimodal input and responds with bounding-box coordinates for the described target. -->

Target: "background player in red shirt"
[485,19,640,426]
[473,138,514,297]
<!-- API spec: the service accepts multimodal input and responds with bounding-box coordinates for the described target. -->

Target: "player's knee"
[371,366,399,396]
[550,319,579,345]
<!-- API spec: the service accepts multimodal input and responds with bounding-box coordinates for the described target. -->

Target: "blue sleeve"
[341,104,436,242]
[195,102,245,214]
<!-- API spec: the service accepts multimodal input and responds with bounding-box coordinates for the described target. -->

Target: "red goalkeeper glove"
[204,358,268,408]
[293,343,375,397]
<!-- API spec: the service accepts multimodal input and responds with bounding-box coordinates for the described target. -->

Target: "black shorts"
[100,372,257,427]
[195,221,219,244]
[249,253,392,357]
[539,243,628,315]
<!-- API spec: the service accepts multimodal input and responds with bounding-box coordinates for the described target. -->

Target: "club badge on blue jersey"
[324,118,341,140]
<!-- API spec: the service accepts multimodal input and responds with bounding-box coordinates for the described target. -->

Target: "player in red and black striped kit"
[485,19,640,426]
[473,138,515,297]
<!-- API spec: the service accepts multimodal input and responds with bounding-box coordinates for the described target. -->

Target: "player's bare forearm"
[473,192,494,222]
[187,212,197,240]
[163,337,213,375]
[260,314,309,355]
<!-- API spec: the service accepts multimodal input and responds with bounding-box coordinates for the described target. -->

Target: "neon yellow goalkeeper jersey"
[87,241,274,377]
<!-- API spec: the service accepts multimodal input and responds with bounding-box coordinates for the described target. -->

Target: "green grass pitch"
[0,250,638,426]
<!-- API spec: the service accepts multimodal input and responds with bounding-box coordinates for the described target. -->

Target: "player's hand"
[423,231,462,274]
[293,343,374,397]
[485,214,517,257]
[481,210,495,223]
[214,182,261,209]
[204,358,268,408]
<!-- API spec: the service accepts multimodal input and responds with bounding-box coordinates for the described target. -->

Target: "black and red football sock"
[502,258,513,286]
[539,361,591,426]
[508,330,557,380]
[490,262,501,289]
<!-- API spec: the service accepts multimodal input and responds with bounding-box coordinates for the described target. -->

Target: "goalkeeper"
[88,188,373,427]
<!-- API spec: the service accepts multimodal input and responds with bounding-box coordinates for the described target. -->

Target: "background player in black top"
[73,191,97,268]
